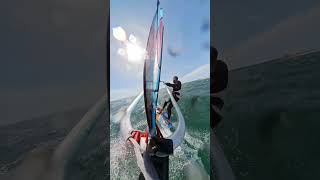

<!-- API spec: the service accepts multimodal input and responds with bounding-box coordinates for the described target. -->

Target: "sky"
[110,0,210,100]
[214,0,320,69]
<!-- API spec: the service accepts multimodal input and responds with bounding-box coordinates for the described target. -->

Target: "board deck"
[156,108,173,129]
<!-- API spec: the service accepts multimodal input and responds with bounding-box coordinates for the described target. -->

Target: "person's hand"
[165,82,170,86]
[160,81,167,84]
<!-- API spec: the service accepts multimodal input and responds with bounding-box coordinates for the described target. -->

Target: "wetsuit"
[163,80,181,119]
[211,59,228,129]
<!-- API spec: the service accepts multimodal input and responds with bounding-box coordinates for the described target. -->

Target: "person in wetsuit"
[211,46,228,129]
[162,76,182,120]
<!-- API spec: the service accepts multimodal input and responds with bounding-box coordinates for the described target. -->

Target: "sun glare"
[113,26,146,64]
[126,42,146,63]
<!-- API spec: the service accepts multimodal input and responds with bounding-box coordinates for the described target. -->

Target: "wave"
[110,78,210,179]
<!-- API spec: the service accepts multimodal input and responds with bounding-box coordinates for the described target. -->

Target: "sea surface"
[0,106,108,180]
[217,50,320,180]
[1,51,320,180]
[110,79,211,180]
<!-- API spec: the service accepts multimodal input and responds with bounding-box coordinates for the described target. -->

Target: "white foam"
[110,137,140,179]
[111,108,127,124]
[184,131,205,149]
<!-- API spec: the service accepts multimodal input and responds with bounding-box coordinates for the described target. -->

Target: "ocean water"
[0,106,108,180]
[217,51,320,180]
[110,79,210,179]
[2,51,320,180]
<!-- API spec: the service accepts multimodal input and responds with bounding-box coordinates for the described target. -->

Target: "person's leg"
[162,99,171,109]
[166,96,179,120]
[162,101,168,109]
[167,102,173,119]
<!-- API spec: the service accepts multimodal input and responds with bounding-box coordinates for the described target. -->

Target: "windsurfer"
[162,76,182,120]
[211,46,228,129]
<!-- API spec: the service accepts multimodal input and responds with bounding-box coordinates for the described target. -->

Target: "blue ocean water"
[110,79,210,179]
[217,51,320,180]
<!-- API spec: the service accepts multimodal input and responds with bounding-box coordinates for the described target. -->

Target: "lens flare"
[112,26,127,42]
[117,48,126,56]
[129,34,137,43]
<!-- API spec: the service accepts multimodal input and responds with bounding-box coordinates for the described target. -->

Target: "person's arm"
[165,82,175,88]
